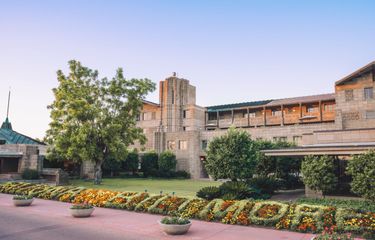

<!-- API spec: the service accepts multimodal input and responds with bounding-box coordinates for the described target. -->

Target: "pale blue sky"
[0,0,374,138]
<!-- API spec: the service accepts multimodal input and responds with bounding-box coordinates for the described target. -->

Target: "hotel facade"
[113,61,375,180]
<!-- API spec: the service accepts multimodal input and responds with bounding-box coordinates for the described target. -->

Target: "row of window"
[345,87,373,102]
[200,136,302,150]
[167,140,188,150]
[137,110,188,121]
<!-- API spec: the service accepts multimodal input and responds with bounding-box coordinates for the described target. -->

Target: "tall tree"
[205,127,259,181]
[46,60,155,184]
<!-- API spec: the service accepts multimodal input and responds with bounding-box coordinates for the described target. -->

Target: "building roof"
[206,100,273,112]
[0,118,45,145]
[266,93,335,107]
[205,93,335,112]
[142,100,160,106]
[335,61,375,86]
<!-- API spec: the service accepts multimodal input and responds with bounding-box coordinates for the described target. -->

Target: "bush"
[158,151,177,172]
[346,150,375,201]
[174,170,190,179]
[196,186,221,200]
[141,151,158,177]
[295,198,375,212]
[21,169,39,180]
[301,155,338,196]
[102,158,123,177]
[219,181,262,200]
[205,127,259,180]
[247,176,279,194]
[124,150,139,175]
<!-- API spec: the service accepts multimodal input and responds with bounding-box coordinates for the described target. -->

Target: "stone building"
[0,117,46,179]
[128,61,375,179]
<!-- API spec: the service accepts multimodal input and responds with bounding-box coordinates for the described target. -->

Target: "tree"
[158,151,177,172]
[141,151,158,177]
[125,150,139,175]
[46,60,155,184]
[346,150,375,201]
[204,127,259,181]
[301,155,338,197]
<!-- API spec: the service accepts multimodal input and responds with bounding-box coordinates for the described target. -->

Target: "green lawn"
[70,178,221,197]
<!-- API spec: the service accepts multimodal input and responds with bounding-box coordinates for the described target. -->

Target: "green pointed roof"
[0,118,45,145]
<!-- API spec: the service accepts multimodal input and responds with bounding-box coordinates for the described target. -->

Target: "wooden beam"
[247,108,250,127]
[299,102,302,123]
[263,106,267,126]
[231,109,234,124]
[216,111,219,128]
[281,105,284,126]
[319,100,322,122]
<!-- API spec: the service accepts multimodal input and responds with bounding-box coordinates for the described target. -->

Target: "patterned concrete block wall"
[335,72,375,129]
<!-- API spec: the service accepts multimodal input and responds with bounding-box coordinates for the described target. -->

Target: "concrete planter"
[70,207,94,218]
[13,198,34,207]
[158,221,192,235]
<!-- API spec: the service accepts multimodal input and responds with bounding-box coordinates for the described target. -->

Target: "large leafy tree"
[346,150,375,201]
[204,127,259,181]
[301,155,338,197]
[46,60,155,184]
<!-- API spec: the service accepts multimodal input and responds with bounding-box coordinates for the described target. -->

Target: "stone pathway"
[0,193,314,240]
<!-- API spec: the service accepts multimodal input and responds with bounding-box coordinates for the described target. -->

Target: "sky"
[0,0,375,139]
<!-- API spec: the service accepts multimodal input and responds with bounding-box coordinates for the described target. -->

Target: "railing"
[249,117,264,127]
[233,118,249,127]
[322,112,335,121]
[283,113,300,124]
[265,115,282,125]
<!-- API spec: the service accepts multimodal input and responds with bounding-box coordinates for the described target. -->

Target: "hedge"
[1,182,374,235]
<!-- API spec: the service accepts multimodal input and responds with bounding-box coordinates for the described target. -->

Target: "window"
[324,104,335,112]
[201,140,208,150]
[246,112,256,118]
[171,89,175,104]
[306,105,317,113]
[293,136,302,144]
[273,136,287,142]
[271,110,281,116]
[364,87,373,100]
[183,110,187,119]
[136,114,141,121]
[182,126,186,131]
[151,112,156,120]
[167,141,176,150]
[345,89,354,102]
[208,113,217,121]
[179,140,187,150]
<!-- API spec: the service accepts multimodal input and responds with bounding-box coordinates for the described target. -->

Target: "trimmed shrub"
[141,151,158,177]
[346,150,375,201]
[21,169,39,180]
[248,176,279,195]
[196,186,221,200]
[102,158,123,177]
[219,181,262,200]
[158,151,177,172]
[301,155,338,196]
[124,150,139,175]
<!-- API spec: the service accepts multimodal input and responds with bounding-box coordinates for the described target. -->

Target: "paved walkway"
[0,193,314,240]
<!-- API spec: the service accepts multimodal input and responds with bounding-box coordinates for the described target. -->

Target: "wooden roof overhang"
[262,142,375,157]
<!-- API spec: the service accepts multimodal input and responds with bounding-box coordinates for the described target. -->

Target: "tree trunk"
[94,161,103,185]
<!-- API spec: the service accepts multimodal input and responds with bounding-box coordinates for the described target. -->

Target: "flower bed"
[1,182,374,235]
